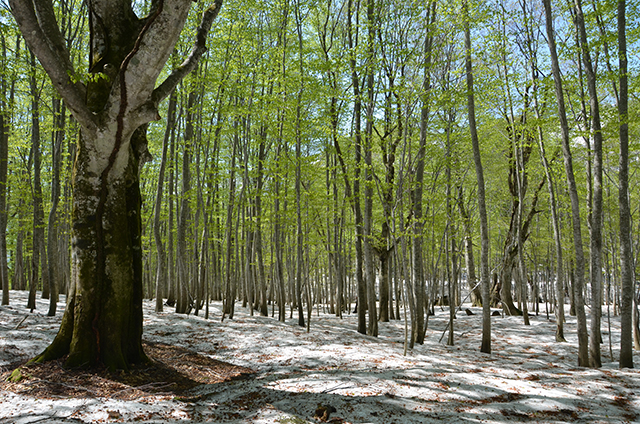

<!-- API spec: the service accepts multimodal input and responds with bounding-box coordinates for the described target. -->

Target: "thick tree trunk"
[34,126,147,370]
[223,125,239,318]
[11,0,222,369]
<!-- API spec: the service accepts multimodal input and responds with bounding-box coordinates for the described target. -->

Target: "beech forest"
[1,0,640,372]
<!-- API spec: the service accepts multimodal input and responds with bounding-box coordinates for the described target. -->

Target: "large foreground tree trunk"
[10,0,223,370]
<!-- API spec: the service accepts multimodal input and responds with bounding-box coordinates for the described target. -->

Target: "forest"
[0,0,640,378]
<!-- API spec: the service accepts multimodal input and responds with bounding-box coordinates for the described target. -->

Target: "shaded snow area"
[1,290,640,423]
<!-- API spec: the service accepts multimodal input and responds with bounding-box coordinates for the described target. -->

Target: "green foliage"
[2,0,640,316]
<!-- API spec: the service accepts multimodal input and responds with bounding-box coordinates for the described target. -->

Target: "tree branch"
[9,0,94,129]
[152,0,223,104]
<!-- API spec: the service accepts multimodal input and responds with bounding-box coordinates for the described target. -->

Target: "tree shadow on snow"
[0,340,254,401]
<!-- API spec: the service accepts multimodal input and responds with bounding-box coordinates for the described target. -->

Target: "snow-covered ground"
[1,290,639,423]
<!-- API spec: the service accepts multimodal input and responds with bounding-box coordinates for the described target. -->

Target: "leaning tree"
[9,0,223,370]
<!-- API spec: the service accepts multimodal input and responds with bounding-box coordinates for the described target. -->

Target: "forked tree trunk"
[11,0,223,370]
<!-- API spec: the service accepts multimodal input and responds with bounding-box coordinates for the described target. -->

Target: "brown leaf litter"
[0,340,254,401]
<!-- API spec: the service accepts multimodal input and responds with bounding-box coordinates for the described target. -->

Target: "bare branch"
[8,0,94,129]
[33,0,69,63]
[152,0,223,104]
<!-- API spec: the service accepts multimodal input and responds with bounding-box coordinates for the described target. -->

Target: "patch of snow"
[1,290,639,423]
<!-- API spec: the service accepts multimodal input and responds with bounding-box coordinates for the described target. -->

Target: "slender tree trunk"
[531,44,565,340]
[46,98,65,316]
[294,0,306,327]
[166,114,177,308]
[617,0,634,369]
[153,90,177,313]
[457,187,482,307]
[223,121,239,319]
[29,50,46,311]
[0,34,10,306]
[515,129,530,326]
[363,0,378,337]
[574,0,603,369]
[463,0,491,354]
[347,0,367,335]
[411,1,436,346]
[176,90,197,315]
[543,0,589,366]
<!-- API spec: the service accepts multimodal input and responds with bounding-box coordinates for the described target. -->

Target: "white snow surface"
[1,290,639,423]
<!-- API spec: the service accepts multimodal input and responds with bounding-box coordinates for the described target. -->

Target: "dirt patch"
[0,340,254,401]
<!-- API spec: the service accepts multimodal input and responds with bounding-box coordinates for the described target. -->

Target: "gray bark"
[10,0,222,369]
[153,89,177,313]
[0,34,10,306]
[463,0,491,354]
[574,0,603,369]
[617,0,634,369]
[543,0,589,366]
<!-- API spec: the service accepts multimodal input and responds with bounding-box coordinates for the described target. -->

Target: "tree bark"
[617,0,634,369]
[464,0,491,354]
[176,89,197,315]
[294,0,306,328]
[0,33,10,306]
[347,0,367,336]
[573,0,603,369]
[153,89,177,313]
[411,1,436,346]
[363,0,378,337]
[46,98,65,316]
[543,0,589,367]
[11,0,223,370]
[28,50,46,311]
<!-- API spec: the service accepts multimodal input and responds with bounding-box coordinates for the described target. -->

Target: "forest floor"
[1,290,639,423]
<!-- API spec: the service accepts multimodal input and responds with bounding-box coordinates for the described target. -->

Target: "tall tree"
[28,50,46,312]
[363,0,378,337]
[0,32,10,307]
[347,0,367,335]
[153,89,177,313]
[573,0,603,369]
[617,0,633,369]
[294,0,306,328]
[463,0,491,354]
[9,0,223,370]
[543,0,589,366]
